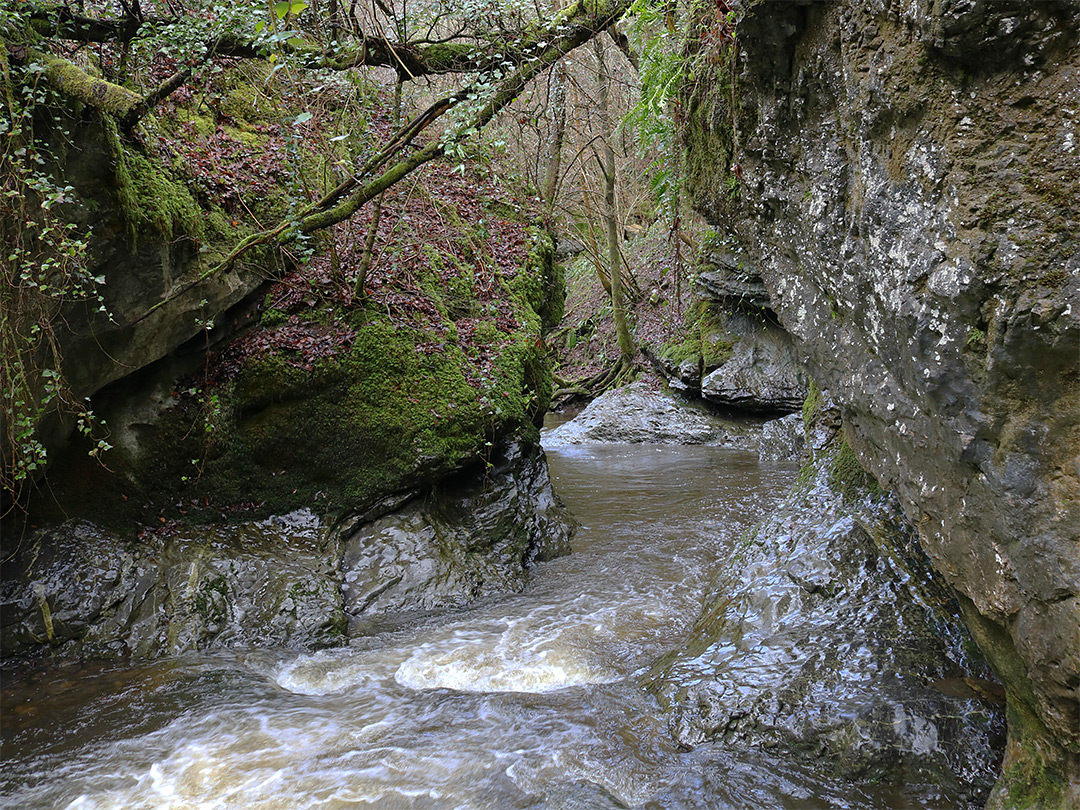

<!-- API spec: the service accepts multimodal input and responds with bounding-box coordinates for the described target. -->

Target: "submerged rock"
[648,440,1005,807]
[543,380,760,448]
[0,442,572,659]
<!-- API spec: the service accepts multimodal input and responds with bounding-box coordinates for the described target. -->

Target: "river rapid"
[1,440,968,809]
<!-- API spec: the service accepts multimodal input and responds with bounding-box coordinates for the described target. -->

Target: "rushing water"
[1,441,963,809]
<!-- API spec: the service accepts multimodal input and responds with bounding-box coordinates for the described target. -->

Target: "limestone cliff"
[688,1,1079,806]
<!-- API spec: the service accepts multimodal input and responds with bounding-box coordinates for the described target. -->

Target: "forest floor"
[548,219,701,390]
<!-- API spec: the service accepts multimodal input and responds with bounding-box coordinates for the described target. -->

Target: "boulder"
[699,313,810,413]
[0,511,344,658]
[758,413,805,462]
[543,381,759,449]
[341,441,573,619]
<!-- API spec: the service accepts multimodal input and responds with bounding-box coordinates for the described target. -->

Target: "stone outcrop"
[1,441,572,658]
[339,440,573,620]
[649,434,1006,808]
[9,110,270,464]
[698,312,809,412]
[758,412,805,462]
[543,380,761,448]
[652,264,810,413]
[688,2,1080,804]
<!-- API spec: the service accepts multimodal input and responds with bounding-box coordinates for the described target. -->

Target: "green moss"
[660,300,734,372]
[219,83,273,123]
[260,307,288,328]
[827,435,879,500]
[173,108,215,137]
[103,115,203,242]
[955,595,1074,809]
[222,125,264,149]
[802,380,824,430]
[96,214,558,523]
[682,38,740,221]
[508,227,564,330]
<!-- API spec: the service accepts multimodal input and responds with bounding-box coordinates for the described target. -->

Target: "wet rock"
[1,442,574,658]
[689,2,1080,797]
[648,442,1005,807]
[697,247,771,313]
[542,381,759,449]
[1,511,344,658]
[341,441,574,618]
[698,313,809,413]
[649,305,809,414]
[758,413,804,463]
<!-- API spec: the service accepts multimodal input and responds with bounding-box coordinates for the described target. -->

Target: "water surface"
[1,443,954,808]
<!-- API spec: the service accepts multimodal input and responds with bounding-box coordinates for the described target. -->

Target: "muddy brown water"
[0,439,969,809]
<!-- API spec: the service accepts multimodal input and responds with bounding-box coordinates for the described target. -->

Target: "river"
[0,441,972,809]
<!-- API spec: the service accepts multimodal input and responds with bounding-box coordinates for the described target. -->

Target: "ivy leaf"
[273,1,308,18]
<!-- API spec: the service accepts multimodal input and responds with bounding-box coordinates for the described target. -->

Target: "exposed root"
[551,357,637,410]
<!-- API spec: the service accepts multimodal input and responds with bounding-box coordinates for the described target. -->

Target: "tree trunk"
[541,61,567,217]
[594,36,634,365]
[354,74,402,299]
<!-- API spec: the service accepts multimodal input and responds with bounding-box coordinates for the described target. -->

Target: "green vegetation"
[659,299,735,372]
[826,433,883,501]
[802,380,824,429]
[956,595,1074,810]
[104,116,204,242]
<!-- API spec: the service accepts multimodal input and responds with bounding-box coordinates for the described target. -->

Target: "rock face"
[698,313,809,412]
[340,441,573,619]
[652,273,810,413]
[648,438,1006,808]
[0,442,572,659]
[688,2,1080,804]
[0,511,343,658]
[10,110,267,462]
[543,380,760,448]
[758,412,805,462]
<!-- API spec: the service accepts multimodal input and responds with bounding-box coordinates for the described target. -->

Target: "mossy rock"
[144,316,526,516]
[119,236,555,522]
[659,300,735,374]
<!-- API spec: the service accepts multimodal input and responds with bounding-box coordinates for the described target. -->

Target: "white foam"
[394,638,620,694]
[271,648,399,695]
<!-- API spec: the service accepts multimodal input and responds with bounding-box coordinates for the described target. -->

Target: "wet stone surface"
[647,444,1006,808]
[1,442,572,660]
[544,380,761,449]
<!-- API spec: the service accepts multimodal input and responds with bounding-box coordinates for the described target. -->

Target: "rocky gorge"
[2,1,1077,808]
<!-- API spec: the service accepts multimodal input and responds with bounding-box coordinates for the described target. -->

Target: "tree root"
[550,358,637,410]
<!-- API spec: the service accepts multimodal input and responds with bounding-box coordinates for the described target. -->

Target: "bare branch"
[210,0,633,271]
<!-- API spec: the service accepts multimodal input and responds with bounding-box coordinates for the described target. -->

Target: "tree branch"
[15,45,143,121]
[209,0,632,272]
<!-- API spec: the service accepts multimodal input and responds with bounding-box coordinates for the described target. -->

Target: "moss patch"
[103,115,203,242]
[120,223,556,522]
[955,595,1073,810]
[802,380,824,429]
[659,299,735,373]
